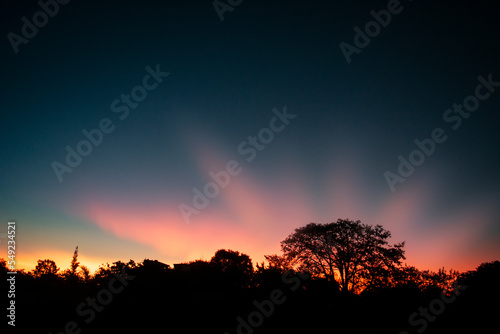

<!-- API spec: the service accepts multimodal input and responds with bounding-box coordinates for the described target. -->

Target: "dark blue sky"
[1,0,499,272]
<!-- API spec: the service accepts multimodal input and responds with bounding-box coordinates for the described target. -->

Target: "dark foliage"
[1,223,498,334]
[1,257,498,334]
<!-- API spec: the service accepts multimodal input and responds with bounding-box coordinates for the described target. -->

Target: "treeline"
[1,220,499,333]
[1,250,499,334]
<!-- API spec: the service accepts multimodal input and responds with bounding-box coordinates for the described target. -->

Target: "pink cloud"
[63,133,499,273]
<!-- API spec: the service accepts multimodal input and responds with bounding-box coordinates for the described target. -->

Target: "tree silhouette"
[210,249,253,288]
[457,260,500,290]
[280,219,405,293]
[70,246,79,274]
[7,248,498,333]
[210,249,253,274]
[264,254,292,272]
[94,259,138,280]
[33,259,59,277]
[62,246,81,281]
[79,265,91,281]
[0,258,8,276]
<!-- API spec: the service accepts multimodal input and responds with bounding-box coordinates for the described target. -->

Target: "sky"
[0,0,499,274]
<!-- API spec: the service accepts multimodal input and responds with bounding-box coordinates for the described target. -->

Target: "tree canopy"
[279,219,406,293]
[33,259,59,277]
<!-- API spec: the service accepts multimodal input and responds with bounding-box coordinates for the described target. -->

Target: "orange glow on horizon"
[5,137,498,276]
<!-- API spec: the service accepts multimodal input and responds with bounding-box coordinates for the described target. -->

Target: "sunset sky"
[1,0,499,274]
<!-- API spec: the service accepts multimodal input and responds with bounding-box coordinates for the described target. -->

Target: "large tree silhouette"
[280,219,405,293]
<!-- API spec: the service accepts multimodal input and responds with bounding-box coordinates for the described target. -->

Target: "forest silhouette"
[1,219,498,334]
